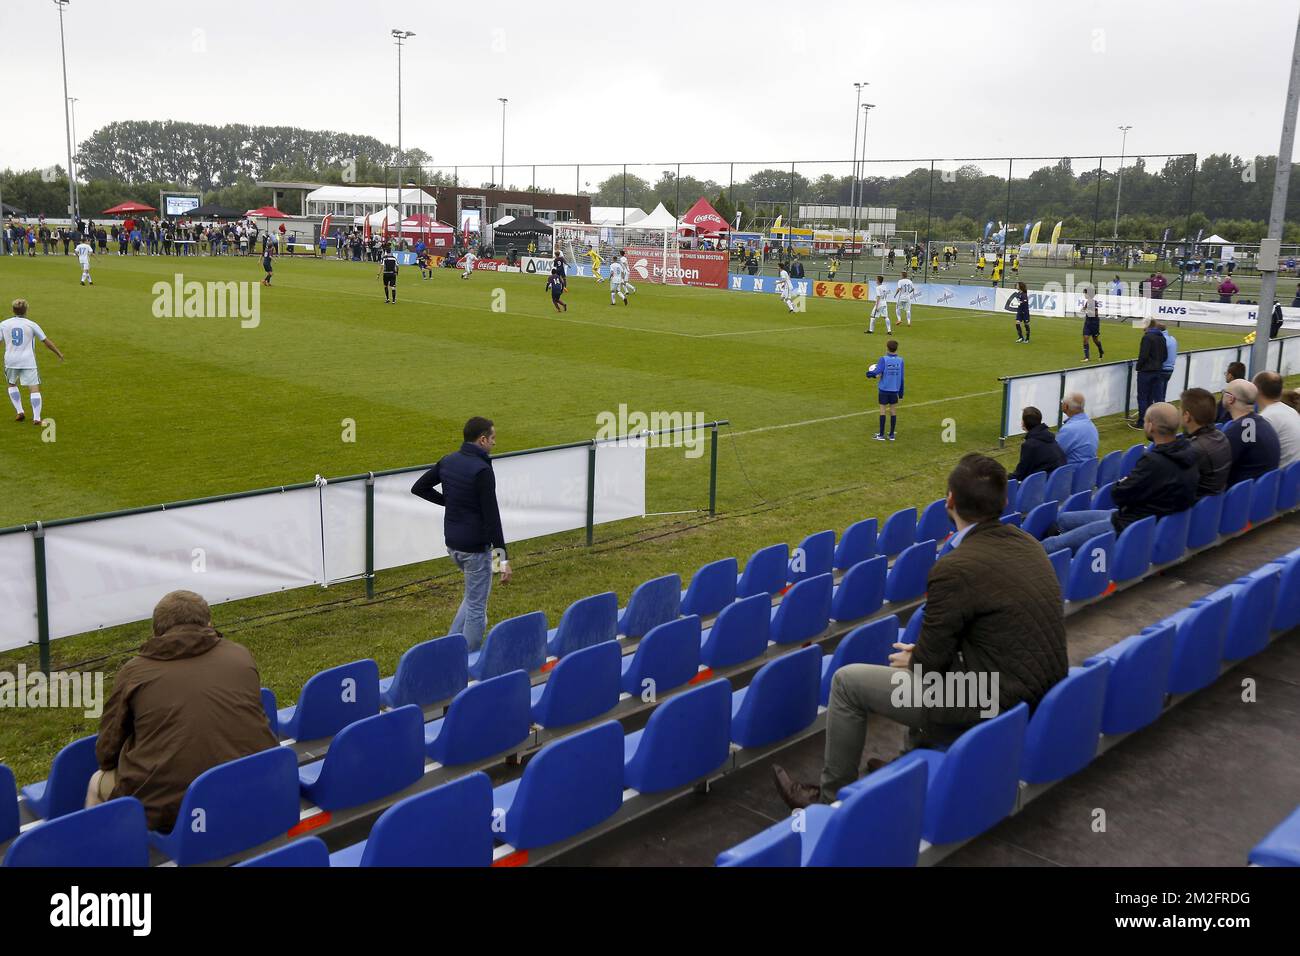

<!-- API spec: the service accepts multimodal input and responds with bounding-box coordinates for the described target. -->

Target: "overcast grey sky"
[2,0,1297,181]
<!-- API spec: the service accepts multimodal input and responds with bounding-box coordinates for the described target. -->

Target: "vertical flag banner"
[1050,221,1063,247]
[1023,222,1032,242]
[1029,220,1043,245]
[983,221,994,240]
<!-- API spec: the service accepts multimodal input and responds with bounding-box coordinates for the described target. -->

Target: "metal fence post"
[708,423,719,516]
[365,473,376,599]
[34,522,51,675]
[585,443,596,546]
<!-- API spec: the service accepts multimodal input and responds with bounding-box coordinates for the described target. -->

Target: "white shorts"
[78,259,90,271]
[871,300,889,316]
[895,300,912,317]
[5,367,39,387]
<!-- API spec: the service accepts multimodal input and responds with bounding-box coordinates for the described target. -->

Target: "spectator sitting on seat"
[1216,361,1247,424]
[771,453,1067,809]
[1253,371,1300,468]
[1181,387,1232,498]
[87,590,279,832]
[1056,392,1099,467]
[1220,379,1281,486]
[1010,406,1066,481]
[1040,403,1199,555]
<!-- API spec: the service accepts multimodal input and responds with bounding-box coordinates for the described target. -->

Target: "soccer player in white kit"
[618,251,636,294]
[777,263,796,313]
[894,271,916,327]
[3,299,65,426]
[609,259,629,305]
[75,239,94,285]
[461,249,477,279]
[867,274,891,333]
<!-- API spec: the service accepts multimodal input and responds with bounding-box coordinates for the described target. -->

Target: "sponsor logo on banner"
[813,281,869,300]
[626,247,728,288]
[473,259,508,272]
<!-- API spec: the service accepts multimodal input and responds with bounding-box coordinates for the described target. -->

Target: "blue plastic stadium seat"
[1084,623,1175,735]
[624,679,731,793]
[885,540,936,604]
[1161,592,1232,694]
[380,634,469,710]
[1248,806,1300,866]
[1091,481,1116,511]
[1151,510,1191,565]
[1222,569,1281,660]
[298,705,425,812]
[531,641,621,729]
[833,518,877,572]
[877,507,917,559]
[2,798,149,868]
[1249,469,1281,525]
[770,573,833,645]
[737,543,790,600]
[618,574,682,639]
[1020,665,1110,785]
[490,721,625,851]
[546,592,618,659]
[898,603,924,645]
[1219,478,1254,535]
[715,825,801,867]
[1270,553,1300,632]
[789,530,835,585]
[426,670,532,765]
[819,616,898,706]
[1015,471,1047,515]
[1048,548,1071,592]
[0,766,17,846]
[730,646,822,748]
[1119,441,1146,477]
[1061,490,1092,514]
[1020,500,1059,541]
[21,733,99,821]
[841,703,1029,846]
[830,555,887,623]
[1073,458,1100,495]
[1096,449,1123,489]
[680,560,737,620]
[276,659,380,742]
[235,836,330,868]
[1000,512,1023,528]
[620,615,702,697]
[1044,463,1077,506]
[1112,515,1156,583]
[468,611,548,681]
[329,773,493,867]
[916,498,953,548]
[1187,493,1224,549]
[1065,531,1115,602]
[719,759,928,868]
[1004,478,1019,514]
[150,746,300,866]
[699,593,771,670]
[1277,460,1300,512]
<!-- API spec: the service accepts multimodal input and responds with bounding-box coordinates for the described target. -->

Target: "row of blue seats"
[1251,806,1300,866]
[715,544,1300,866]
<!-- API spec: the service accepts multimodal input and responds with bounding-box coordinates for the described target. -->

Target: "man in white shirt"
[75,239,94,285]
[894,271,916,327]
[866,274,891,334]
[461,249,477,279]
[776,263,796,313]
[608,259,629,306]
[3,299,65,426]
[617,251,636,294]
[1254,371,1300,467]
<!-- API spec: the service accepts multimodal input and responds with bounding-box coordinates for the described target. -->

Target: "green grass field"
[0,250,1249,783]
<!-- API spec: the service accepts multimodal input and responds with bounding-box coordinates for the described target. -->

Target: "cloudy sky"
[2,0,1297,183]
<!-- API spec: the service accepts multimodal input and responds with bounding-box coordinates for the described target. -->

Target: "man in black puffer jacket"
[1010,406,1066,481]
[1041,402,1199,554]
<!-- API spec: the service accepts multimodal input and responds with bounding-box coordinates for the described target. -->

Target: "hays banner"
[812,280,871,302]
[625,247,728,288]
[728,273,814,297]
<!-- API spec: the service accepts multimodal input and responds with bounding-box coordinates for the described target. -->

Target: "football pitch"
[0,251,1247,782]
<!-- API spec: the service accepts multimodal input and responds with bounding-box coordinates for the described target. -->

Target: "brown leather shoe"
[772,764,820,810]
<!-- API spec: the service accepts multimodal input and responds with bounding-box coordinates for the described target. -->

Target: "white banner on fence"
[0,531,39,653]
[42,488,326,641]
[594,439,649,524]
[321,478,369,583]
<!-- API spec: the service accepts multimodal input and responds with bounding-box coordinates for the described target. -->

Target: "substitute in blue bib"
[866,339,905,442]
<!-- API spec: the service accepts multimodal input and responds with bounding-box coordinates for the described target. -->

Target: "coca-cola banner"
[624,246,728,289]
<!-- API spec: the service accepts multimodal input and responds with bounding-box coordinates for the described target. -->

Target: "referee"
[379,244,399,303]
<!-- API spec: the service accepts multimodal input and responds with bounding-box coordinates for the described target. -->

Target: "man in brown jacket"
[774,453,1068,807]
[87,590,279,832]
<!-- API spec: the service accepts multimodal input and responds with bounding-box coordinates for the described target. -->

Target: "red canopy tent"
[247,206,288,219]
[102,201,156,215]
[395,213,454,248]
[679,197,730,236]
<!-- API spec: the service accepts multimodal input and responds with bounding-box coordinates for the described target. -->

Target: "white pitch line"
[695,321,865,337]
[725,389,1001,437]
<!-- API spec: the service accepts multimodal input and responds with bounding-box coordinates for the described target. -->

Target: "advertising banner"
[625,247,728,289]
[0,531,38,652]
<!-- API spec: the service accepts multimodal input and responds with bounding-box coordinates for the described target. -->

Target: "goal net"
[551,221,687,285]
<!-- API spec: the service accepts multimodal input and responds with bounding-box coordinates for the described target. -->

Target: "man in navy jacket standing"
[412,417,511,651]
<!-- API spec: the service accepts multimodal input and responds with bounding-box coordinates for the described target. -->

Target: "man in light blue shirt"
[1158,323,1178,402]
[1056,392,1099,467]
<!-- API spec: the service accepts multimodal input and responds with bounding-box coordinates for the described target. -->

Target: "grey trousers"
[820,663,974,803]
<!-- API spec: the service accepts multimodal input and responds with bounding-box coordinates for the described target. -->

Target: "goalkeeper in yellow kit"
[586,245,605,282]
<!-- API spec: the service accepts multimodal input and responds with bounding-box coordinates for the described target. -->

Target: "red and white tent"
[679,197,731,236]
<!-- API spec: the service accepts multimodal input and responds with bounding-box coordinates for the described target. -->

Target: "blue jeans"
[450,547,494,652]
[1136,371,1163,421]
[1040,509,1116,555]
